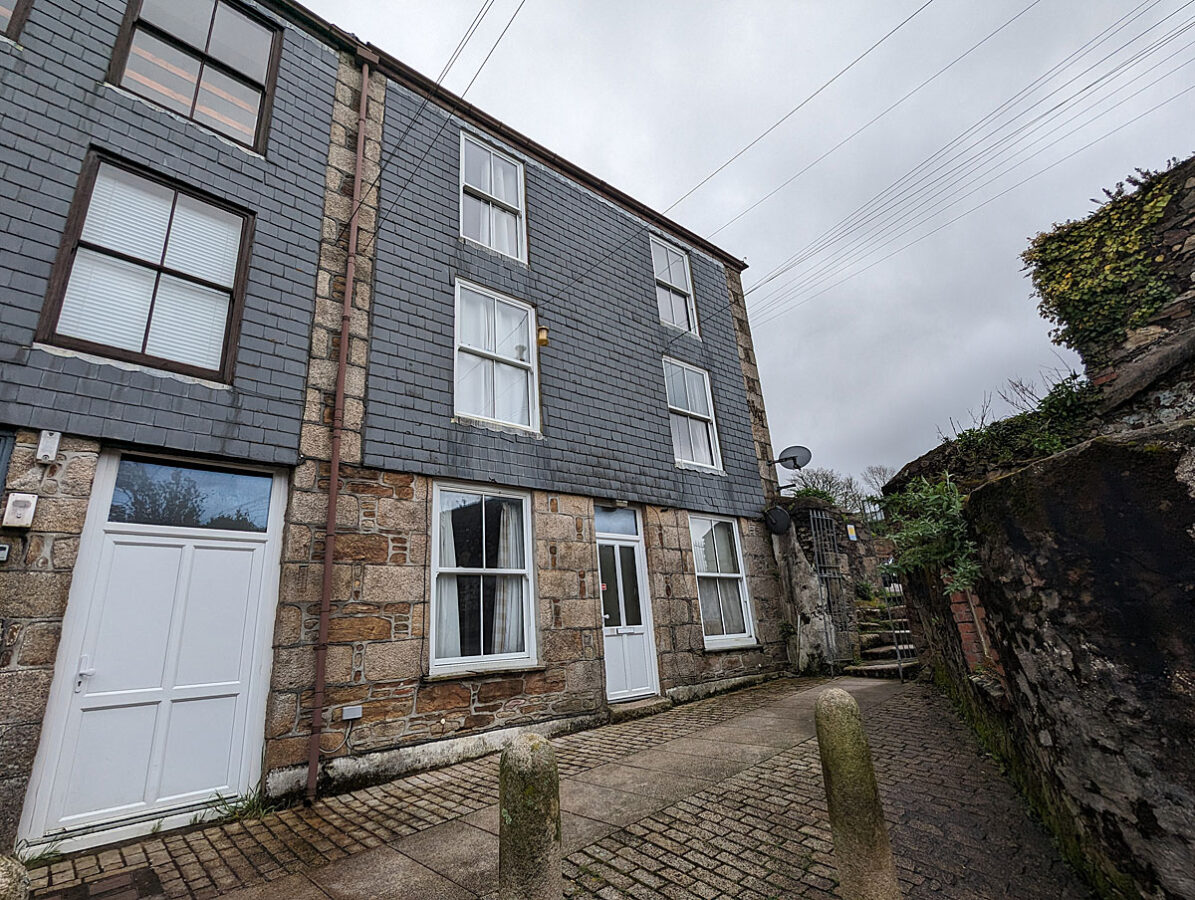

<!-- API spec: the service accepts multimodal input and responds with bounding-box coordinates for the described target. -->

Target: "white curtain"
[491,501,524,654]
[436,507,461,658]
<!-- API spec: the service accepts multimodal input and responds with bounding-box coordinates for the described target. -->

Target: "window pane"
[599,544,620,627]
[456,352,491,420]
[459,287,492,351]
[685,369,709,416]
[193,66,261,144]
[698,579,724,636]
[462,193,489,245]
[673,292,693,331]
[657,285,679,326]
[57,249,155,353]
[719,579,746,635]
[493,363,530,427]
[163,194,242,288]
[691,518,718,574]
[139,0,215,51]
[484,496,525,569]
[207,2,272,84]
[494,300,529,362]
[713,521,739,574]
[668,248,690,292]
[144,275,229,370]
[669,412,693,463]
[492,155,519,207]
[492,207,518,257]
[485,575,525,654]
[663,361,686,408]
[440,490,483,568]
[453,574,482,657]
[619,546,642,626]
[108,458,271,531]
[650,241,669,282]
[594,506,637,535]
[83,164,174,265]
[122,28,202,118]
[463,139,491,193]
[435,573,464,658]
[688,417,714,467]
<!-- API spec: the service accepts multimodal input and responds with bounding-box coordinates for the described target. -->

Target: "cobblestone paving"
[28,677,1091,899]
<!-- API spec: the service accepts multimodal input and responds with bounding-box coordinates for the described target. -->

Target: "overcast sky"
[303,0,1195,483]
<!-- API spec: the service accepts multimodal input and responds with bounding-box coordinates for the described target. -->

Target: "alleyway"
[30,677,1090,899]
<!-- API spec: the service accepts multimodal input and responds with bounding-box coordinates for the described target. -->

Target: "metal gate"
[809,509,854,667]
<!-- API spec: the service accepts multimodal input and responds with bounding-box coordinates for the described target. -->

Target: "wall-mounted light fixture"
[537,325,550,347]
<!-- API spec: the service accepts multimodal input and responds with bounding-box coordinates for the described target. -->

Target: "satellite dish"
[774,445,812,471]
[763,506,792,535]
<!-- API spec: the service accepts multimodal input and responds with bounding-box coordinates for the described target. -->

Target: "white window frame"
[459,132,528,263]
[650,235,699,337]
[663,357,723,472]
[430,481,538,675]
[688,514,756,650]
[453,279,541,433]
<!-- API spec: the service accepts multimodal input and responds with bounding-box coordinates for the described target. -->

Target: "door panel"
[598,519,658,703]
[23,453,285,846]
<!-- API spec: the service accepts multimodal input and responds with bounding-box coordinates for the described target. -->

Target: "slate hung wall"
[0,0,790,852]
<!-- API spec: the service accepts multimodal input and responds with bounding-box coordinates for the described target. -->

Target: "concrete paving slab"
[309,846,473,900]
[388,820,497,896]
[559,779,672,826]
[570,759,718,799]
[614,747,747,780]
[217,873,330,900]
[654,736,779,766]
[697,722,807,749]
[461,804,615,854]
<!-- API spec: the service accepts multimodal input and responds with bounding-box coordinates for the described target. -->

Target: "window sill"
[458,235,529,268]
[33,343,231,390]
[424,663,545,683]
[701,641,762,655]
[452,414,542,439]
[660,321,701,341]
[675,460,726,476]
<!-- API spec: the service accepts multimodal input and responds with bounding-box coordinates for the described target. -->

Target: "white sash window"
[460,133,527,262]
[689,515,755,648]
[663,357,722,470]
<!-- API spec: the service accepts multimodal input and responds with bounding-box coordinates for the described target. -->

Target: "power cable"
[750,12,1195,312]
[752,82,1195,326]
[744,0,1169,297]
[708,0,1047,238]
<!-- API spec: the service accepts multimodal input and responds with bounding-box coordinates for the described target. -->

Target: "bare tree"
[861,464,897,494]
[785,466,868,512]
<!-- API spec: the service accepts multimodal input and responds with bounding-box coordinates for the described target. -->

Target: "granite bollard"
[499,733,562,900]
[814,687,902,900]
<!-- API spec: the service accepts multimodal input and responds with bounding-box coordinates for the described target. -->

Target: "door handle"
[74,655,96,693]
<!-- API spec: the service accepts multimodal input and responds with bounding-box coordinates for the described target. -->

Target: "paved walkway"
[30,677,1091,899]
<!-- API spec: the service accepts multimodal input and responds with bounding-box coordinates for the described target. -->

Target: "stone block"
[265,736,309,771]
[0,723,40,780]
[362,639,421,681]
[0,670,52,724]
[16,623,60,667]
[266,693,298,739]
[542,630,583,663]
[29,498,88,534]
[375,497,425,531]
[415,682,471,712]
[327,615,391,642]
[59,455,98,497]
[477,678,525,704]
[273,604,304,646]
[325,533,389,563]
[362,564,426,604]
[0,572,72,619]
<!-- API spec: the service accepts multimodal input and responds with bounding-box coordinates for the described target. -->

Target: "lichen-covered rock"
[964,421,1195,899]
[0,857,29,900]
[498,733,562,900]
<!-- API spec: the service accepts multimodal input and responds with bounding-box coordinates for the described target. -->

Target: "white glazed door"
[22,453,284,844]
[597,508,658,702]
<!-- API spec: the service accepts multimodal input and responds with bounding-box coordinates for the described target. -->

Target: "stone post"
[814,688,902,900]
[0,857,29,900]
[498,733,562,900]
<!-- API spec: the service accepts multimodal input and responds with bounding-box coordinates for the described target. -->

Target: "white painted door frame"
[18,450,287,852]
[598,510,660,703]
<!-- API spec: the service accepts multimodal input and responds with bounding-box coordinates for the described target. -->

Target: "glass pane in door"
[619,546,642,626]
[599,544,621,626]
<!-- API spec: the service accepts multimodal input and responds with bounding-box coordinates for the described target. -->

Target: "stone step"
[859,621,911,632]
[608,695,673,723]
[858,604,907,620]
[843,659,921,679]
[863,644,917,660]
[859,633,912,650]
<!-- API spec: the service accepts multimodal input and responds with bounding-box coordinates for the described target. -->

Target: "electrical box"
[0,544,9,563]
[341,705,363,721]
[36,431,61,463]
[3,493,38,528]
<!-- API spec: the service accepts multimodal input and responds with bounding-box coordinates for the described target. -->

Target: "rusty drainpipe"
[307,53,373,805]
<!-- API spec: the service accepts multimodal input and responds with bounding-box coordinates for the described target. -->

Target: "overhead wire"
[748,9,1195,314]
[744,0,1170,299]
[751,80,1195,326]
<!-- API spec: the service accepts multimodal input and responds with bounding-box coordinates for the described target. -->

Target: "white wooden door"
[596,507,659,702]
[20,453,285,849]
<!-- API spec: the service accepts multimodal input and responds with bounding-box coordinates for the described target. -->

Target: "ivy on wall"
[1023,166,1178,365]
[882,475,979,595]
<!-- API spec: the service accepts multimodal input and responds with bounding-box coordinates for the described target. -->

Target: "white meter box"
[3,493,38,528]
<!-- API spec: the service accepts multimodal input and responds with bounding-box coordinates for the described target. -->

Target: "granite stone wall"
[0,430,99,846]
